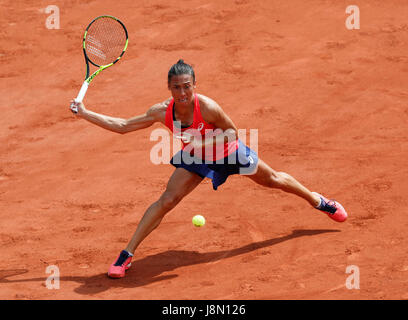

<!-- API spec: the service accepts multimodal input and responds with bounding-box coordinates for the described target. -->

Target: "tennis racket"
[70,15,128,113]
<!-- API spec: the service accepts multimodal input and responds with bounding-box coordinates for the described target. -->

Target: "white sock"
[125,250,133,257]
[315,197,323,209]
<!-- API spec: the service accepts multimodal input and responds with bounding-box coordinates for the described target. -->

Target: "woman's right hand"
[70,99,86,116]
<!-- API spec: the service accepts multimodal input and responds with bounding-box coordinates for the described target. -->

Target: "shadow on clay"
[0,229,340,296]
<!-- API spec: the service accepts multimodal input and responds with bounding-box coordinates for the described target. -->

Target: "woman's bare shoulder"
[150,98,172,111]
[147,98,172,123]
[197,94,223,122]
[197,94,220,108]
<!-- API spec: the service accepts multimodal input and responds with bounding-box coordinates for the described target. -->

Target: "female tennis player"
[70,60,348,279]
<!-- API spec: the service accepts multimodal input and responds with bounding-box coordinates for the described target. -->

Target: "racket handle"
[75,81,89,103]
[70,81,89,114]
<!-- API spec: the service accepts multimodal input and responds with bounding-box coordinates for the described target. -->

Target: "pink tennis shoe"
[313,192,348,222]
[108,250,133,278]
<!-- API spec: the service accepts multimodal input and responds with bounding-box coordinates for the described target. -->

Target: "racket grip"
[75,81,89,103]
[70,81,89,114]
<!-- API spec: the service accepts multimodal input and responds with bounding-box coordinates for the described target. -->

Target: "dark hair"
[168,59,195,84]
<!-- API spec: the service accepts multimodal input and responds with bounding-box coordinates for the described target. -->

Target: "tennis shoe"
[313,192,348,222]
[108,250,133,278]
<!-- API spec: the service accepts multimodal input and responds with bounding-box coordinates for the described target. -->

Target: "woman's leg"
[246,158,320,207]
[245,158,348,222]
[108,168,203,278]
[125,168,203,254]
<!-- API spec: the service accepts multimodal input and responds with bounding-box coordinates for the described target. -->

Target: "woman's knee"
[263,171,290,189]
[158,192,183,211]
[272,172,293,190]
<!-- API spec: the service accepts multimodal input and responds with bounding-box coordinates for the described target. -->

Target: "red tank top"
[165,94,238,161]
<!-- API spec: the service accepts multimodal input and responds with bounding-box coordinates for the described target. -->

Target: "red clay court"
[0,0,407,299]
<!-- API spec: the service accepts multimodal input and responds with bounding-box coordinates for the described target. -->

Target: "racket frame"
[71,15,128,112]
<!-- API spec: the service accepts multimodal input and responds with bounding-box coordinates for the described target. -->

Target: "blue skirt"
[170,140,258,190]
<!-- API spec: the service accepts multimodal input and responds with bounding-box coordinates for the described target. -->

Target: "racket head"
[82,15,128,73]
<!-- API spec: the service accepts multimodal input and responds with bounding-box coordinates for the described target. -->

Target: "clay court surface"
[1,0,408,300]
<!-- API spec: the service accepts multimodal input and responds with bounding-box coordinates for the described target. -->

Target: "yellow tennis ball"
[192,215,205,227]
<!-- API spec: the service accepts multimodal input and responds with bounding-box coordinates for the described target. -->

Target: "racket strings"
[85,17,127,66]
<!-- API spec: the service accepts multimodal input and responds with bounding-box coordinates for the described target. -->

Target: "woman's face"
[168,74,196,107]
